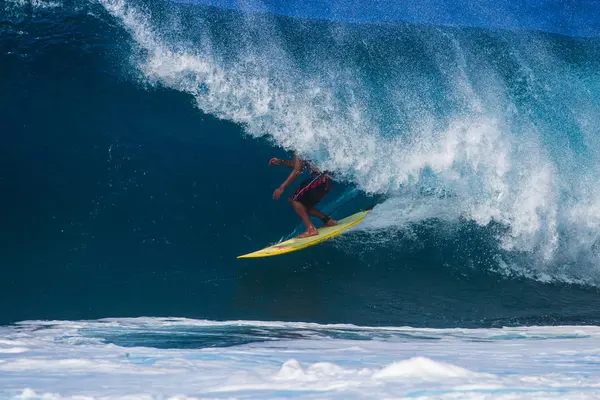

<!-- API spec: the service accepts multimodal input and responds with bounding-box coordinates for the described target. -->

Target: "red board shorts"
[289,173,332,209]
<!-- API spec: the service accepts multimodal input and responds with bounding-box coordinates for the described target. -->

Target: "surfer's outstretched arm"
[273,153,303,200]
[269,157,295,168]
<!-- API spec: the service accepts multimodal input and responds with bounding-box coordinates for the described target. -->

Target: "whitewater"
[2,318,600,399]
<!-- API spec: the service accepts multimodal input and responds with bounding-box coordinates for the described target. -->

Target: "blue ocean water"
[2,1,600,398]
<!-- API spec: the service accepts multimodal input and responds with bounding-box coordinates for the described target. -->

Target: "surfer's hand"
[273,187,284,200]
[269,158,281,166]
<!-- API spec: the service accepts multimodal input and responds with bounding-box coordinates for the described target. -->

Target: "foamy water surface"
[1,318,600,399]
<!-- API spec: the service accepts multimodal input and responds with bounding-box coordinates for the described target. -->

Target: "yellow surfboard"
[237,209,371,259]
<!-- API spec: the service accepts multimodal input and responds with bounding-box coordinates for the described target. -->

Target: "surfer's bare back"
[270,152,337,238]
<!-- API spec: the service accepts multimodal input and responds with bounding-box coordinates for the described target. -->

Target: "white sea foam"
[5,0,62,9]
[2,318,600,399]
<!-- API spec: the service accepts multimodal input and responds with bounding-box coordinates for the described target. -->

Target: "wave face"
[2,0,600,327]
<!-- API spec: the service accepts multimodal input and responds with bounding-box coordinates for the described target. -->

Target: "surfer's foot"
[297,227,319,238]
[324,219,338,227]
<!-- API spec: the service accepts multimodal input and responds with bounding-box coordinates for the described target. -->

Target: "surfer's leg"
[304,176,336,227]
[308,208,338,227]
[290,200,319,238]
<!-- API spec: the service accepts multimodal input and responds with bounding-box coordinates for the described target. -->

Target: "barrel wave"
[2,0,600,329]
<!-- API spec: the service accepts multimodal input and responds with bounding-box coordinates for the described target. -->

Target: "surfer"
[270,153,337,238]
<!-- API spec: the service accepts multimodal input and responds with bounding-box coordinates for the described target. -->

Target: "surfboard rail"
[237,209,370,259]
